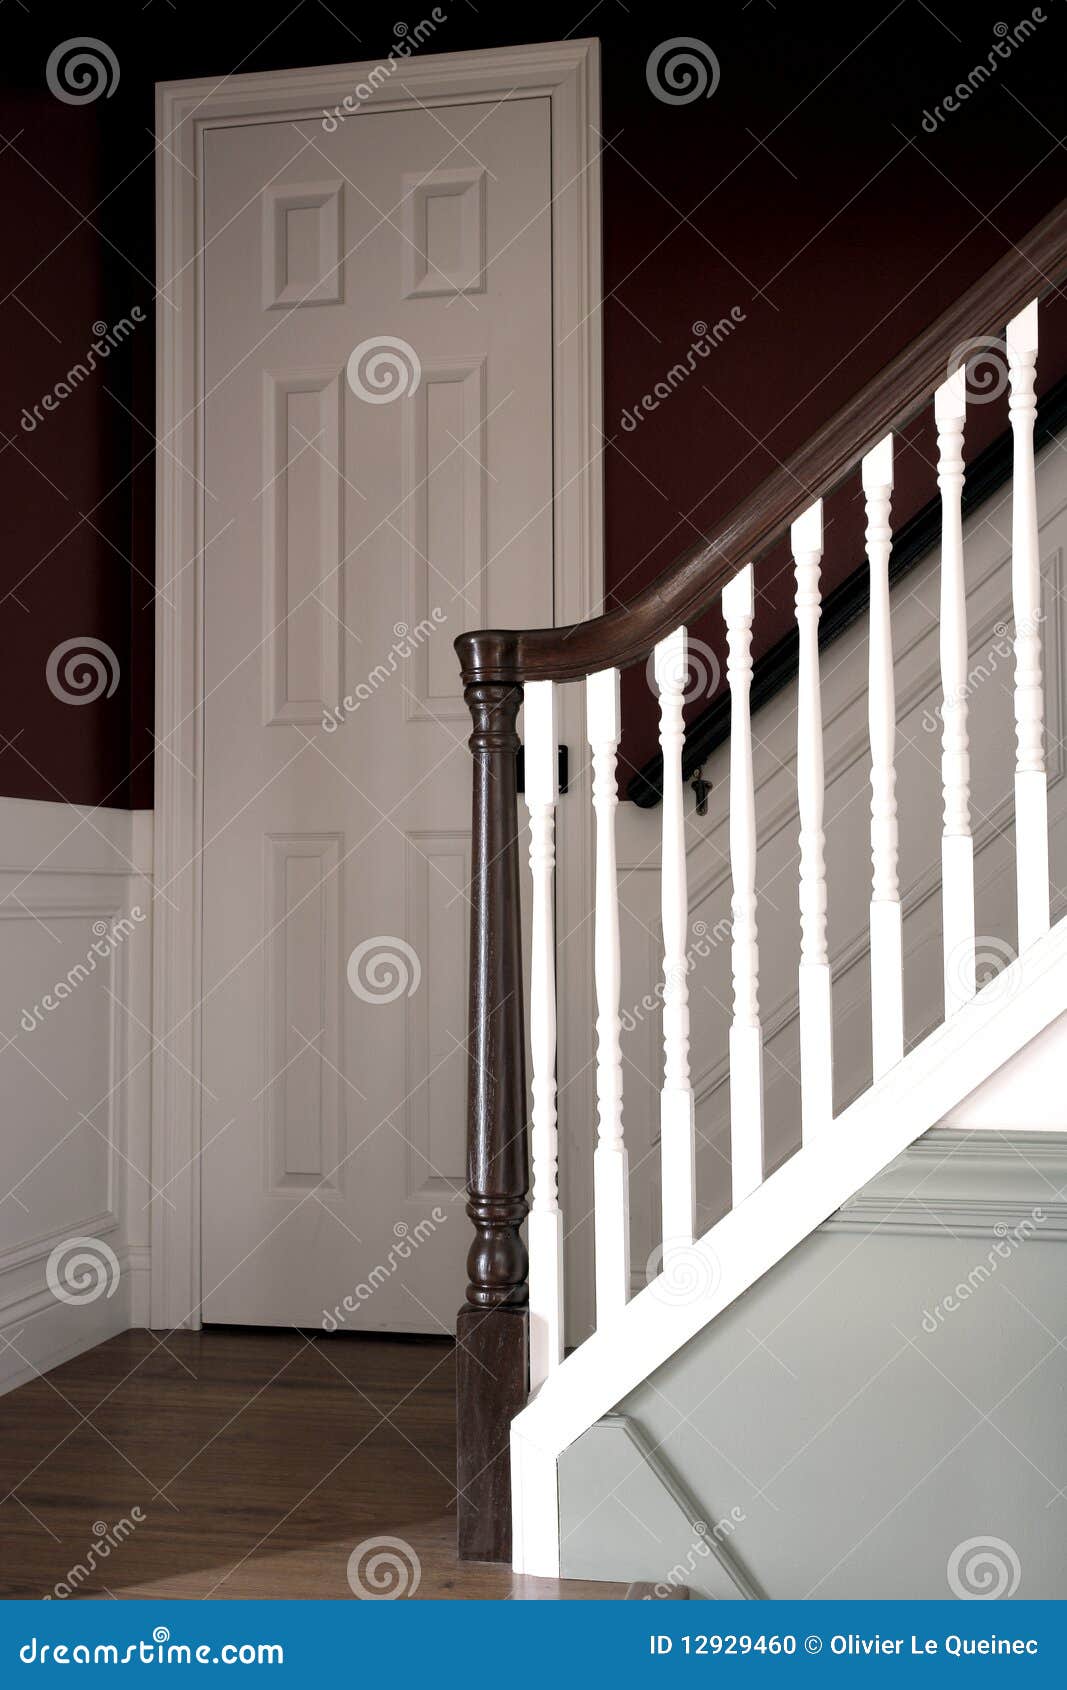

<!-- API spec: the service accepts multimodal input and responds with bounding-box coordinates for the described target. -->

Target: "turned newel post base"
[455,653,530,1563]
[455,1303,529,1561]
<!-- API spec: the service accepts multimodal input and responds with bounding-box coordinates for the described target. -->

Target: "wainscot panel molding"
[0,797,153,1394]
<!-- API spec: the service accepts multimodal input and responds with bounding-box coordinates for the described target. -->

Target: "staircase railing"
[453,198,1067,1564]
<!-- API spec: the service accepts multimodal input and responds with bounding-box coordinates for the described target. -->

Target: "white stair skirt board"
[512,911,1067,1574]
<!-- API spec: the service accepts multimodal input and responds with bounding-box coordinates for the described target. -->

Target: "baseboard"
[0,1245,149,1397]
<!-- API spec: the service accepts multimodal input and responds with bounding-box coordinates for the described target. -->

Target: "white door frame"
[152,41,604,1330]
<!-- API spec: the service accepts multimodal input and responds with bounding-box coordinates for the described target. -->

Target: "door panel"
[199,97,553,1329]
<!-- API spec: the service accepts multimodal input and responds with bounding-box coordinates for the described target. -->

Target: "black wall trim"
[627,374,1067,808]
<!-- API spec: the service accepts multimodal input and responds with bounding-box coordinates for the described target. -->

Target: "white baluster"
[523,680,562,1391]
[722,566,764,1206]
[1007,300,1050,952]
[935,371,976,1015]
[655,627,696,1256]
[863,435,904,1079]
[792,499,834,1136]
[586,667,630,1322]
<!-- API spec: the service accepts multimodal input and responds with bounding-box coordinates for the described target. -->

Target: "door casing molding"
[153,40,604,1329]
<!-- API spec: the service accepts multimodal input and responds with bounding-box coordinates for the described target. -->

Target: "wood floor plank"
[0,1329,632,1600]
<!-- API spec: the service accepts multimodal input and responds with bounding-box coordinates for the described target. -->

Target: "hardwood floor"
[0,1328,631,1600]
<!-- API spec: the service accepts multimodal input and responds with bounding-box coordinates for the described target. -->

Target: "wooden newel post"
[455,636,530,1563]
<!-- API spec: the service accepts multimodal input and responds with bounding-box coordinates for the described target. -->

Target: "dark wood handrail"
[456,195,1067,688]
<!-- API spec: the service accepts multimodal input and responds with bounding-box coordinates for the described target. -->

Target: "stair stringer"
[511,913,1067,1576]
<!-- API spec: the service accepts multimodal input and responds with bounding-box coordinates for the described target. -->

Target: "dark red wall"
[3,1,1066,804]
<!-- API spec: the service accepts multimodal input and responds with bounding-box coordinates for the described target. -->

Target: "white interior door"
[198,95,554,1331]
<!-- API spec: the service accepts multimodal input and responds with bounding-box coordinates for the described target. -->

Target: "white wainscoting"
[0,799,153,1393]
[611,441,1067,1294]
